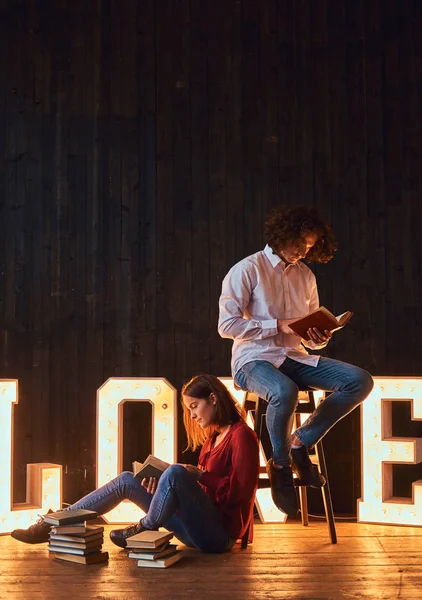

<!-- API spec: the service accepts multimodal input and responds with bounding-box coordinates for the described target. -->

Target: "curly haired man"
[218,205,373,517]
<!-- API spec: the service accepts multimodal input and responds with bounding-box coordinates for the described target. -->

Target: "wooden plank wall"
[0,0,421,513]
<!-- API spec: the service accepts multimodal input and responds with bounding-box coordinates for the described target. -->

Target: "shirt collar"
[263,244,303,272]
[264,244,282,268]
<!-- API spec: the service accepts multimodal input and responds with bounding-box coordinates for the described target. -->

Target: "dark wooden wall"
[1,0,421,513]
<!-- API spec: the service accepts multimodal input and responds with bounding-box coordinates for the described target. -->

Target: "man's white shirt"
[218,245,328,377]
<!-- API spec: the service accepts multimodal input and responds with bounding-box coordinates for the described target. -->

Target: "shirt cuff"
[260,319,278,338]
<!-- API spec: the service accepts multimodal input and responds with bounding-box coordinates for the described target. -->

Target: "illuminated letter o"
[97,378,177,524]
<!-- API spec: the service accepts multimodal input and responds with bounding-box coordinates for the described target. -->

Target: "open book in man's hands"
[132,455,171,481]
[288,307,353,341]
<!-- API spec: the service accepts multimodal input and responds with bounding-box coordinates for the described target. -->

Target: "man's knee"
[358,369,374,398]
[267,379,299,412]
[348,367,374,399]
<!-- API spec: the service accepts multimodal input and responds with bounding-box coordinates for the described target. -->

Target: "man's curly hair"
[265,205,338,264]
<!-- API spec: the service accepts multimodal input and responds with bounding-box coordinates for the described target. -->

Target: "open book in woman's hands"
[288,307,353,341]
[132,455,171,481]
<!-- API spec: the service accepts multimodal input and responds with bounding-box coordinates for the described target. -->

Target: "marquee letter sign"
[3,375,422,533]
[97,378,177,524]
[0,380,62,535]
[358,377,422,525]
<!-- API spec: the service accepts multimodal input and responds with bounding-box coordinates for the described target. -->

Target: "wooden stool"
[241,390,337,547]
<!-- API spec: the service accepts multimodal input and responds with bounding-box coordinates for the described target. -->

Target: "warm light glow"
[0,380,62,534]
[358,377,422,526]
[295,389,325,425]
[97,378,177,523]
[218,378,247,406]
[246,410,287,523]
[255,487,287,524]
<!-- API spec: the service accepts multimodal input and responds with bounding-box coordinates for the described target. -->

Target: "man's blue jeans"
[235,356,374,466]
[67,465,234,553]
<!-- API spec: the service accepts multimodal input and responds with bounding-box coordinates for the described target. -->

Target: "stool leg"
[294,411,309,527]
[298,486,309,526]
[315,441,337,544]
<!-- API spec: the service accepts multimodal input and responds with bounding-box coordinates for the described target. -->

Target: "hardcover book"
[288,307,353,341]
[49,531,104,544]
[50,524,87,534]
[50,525,104,540]
[136,551,182,569]
[48,545,102,556]
[43,509,98,526]
[48,538,104,550]
[53,551,109,565]
[128,544,178,561]
[132,455,170,481]
[125,530,174,549]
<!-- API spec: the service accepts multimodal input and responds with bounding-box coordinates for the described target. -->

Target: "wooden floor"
[1,520,422,599]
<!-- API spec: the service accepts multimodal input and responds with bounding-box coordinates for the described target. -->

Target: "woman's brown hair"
[181,374,245,451]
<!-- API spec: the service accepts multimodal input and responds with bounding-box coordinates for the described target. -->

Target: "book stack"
[45,509,109,565]
[126,530,182,569]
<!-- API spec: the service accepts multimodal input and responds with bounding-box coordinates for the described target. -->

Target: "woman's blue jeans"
[235,356,374,467]
[67,465,233,553]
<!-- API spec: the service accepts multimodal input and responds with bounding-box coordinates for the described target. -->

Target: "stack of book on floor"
[45,509,109,565]
[126,530,182,568]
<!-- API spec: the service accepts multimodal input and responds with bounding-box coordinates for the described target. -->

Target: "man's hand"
[278,319,332,344]
[307,328,332,344]
[277,318,302,335]
[180,464,203,480]
[141,477,158,494]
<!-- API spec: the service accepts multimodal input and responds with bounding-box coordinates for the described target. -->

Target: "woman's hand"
[141,477,158,494]
[180,464,203,480]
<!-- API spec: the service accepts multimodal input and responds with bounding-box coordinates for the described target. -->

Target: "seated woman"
[11,374,259,553]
